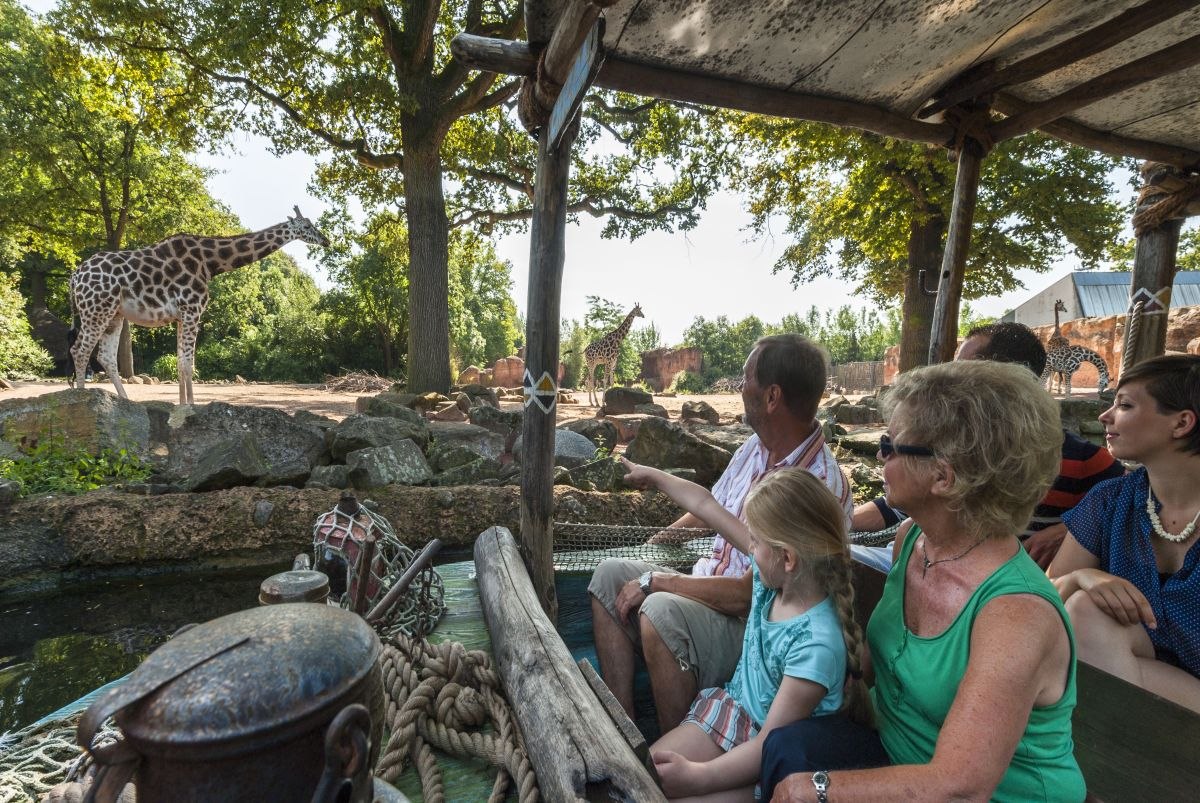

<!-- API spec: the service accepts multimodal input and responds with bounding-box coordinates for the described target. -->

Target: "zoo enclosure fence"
[829,361,885,393]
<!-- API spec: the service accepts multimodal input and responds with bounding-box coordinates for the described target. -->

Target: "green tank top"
[867,527,1086,802]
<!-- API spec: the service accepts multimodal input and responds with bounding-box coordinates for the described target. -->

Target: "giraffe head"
[631,303,644,319]
[285,206,331,247]
[1054,299,1067,314]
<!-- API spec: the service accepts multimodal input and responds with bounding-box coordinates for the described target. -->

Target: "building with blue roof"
[1001,271,1200,328]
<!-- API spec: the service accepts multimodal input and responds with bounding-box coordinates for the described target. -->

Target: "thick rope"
[375,632,539,803]
[1,714,121,803]
[1122,300,1146,375]
[1132,163,1200,235]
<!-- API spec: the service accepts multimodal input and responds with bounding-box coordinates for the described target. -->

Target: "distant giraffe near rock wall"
[583,304,644,406]
[1041,344,1110,397]
[1049,299,1070,351]
[69,207,329,405]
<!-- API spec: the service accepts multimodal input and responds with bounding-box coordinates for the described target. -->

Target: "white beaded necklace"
[1145,489,1200,543]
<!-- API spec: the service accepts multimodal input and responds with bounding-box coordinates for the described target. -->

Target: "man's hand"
[615,577,648,625]
[1024,523,1068,570]
[1054,568,1157,628]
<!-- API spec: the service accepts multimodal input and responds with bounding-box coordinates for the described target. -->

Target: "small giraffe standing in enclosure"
[1041,344,1110,396]
[69,207,329,405]
[583,304,643,406]
[1048,299,1070,350]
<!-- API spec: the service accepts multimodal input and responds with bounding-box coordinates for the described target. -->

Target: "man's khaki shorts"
[588,558,745,690]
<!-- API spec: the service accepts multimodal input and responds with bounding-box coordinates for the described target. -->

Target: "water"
[0,569,272,733]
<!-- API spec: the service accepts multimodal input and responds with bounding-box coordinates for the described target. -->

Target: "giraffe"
[1048,299,1070,351]
[69,207,329,405]
[583,303,644,406]
[1040,344,1110,397]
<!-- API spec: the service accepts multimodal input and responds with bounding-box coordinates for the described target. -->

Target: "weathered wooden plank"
[578,658,650,765]
[548,22,604,150]
[1073,661,1200,801]
[474,527,667,802]
[928,138,986,364]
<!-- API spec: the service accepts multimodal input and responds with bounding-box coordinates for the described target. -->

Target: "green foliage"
[448,231,521,370]
[681,314,765,385]
[150,354,179,381]
[0,273,52,379]
[1108,225,1200,273]
[668,371,707,394]
[957,302,997,339]
[0,437,150,496]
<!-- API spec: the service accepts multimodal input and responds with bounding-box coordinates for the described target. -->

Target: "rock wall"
[882,305,1200,386]
[639,347,703,392]
[457,356,565,389]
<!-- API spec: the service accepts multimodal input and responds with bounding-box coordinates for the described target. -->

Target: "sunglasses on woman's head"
[879,433,935,458]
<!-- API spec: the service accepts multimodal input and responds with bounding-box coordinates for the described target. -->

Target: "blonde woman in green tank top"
[763,361,1085,803]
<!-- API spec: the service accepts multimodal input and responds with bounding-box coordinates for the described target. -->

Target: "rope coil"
[1132,163,1200,236]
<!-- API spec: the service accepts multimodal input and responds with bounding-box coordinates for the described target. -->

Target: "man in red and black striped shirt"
[853,322,1123,569]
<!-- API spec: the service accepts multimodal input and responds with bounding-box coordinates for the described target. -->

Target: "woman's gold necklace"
[920,535,988,578]
[1146,489,1200,543]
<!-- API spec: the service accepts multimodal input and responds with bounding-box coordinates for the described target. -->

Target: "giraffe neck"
[211,221,297,274]
[610,310,638,342]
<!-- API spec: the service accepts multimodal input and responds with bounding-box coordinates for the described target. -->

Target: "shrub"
[0,437,151,496]
[670,371,708,394]
[0,276,53,379]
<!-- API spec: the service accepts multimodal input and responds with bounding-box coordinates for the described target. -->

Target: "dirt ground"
[0,378,751,425]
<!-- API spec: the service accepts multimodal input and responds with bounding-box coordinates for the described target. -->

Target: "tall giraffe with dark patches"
[583,303,644,406]
[69,207,329,404]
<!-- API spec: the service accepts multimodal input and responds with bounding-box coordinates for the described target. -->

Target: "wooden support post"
[474,527,667,802]
[520,110,579,621]
[1124,162,1186,370]
[928,138,986,364]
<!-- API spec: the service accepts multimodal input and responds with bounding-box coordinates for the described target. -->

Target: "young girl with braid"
[620,459,871,802]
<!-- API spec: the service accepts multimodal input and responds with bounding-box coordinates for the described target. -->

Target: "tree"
[0,0,235,372]
[55,0,725,393]
[0,274,53,378]
[1109,225,1200,273]
[729,116,1127,371]
[447,230,521,372]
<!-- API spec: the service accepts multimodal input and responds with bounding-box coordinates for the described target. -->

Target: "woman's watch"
[811,770,830,803]
[638,571,654,595]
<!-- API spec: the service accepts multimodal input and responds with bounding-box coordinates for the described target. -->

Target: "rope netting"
[0,715,121,803]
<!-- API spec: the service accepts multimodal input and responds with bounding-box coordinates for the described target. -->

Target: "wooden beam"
[990,32,1200,142]
[474,527,667,802]
[919,0,1200,119]
[1124,163,1185,369]
[928,139,986,365]
[450,33,535,75]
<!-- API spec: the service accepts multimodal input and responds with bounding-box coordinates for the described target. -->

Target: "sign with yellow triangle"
[523,368,558,413]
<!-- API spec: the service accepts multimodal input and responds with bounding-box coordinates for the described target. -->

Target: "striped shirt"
[693,425,853,578]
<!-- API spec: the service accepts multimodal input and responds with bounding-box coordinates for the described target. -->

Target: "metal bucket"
[78,603,392,802]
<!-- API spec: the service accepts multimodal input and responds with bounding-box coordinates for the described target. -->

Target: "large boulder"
[432,457,504,487]
[142,400,175,447]
[355,395,429,428]
[1059,397,1107,442]
[0,389,150,458]
[346,440,432,488]
[561,419,619,454]
[601,386,653,415]
[640,347,703,392]
[455,384,500,409]
[562,457,626,492]
[491,356,525,388]
[836,427,885,457]
[834,403,882,425]
[634,402,669,419]
[167,402,328,485]
[183,433,271,492]
[513,428,598,469]
[308,464,351,489]
[427,422,505,461]
[467,405,523,446]
[328,413,430,460]
[625,416,733,486]
[682,421,754,455]
[680,400,720,425]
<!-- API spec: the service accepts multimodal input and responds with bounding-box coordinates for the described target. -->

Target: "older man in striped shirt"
[589,334,852,734]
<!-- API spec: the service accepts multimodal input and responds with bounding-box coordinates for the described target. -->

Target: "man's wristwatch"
[638,571,654,595]
[811,770,830,803]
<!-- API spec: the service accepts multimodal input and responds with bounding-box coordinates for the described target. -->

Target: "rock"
[625,416,733,487]
[491,356,525,388]
[680,400,720,424]
[428,442,488,472]
[0,479,20,506]
[457,384,500,408]
[558,390,577,405]
[848,462,883,499]
[467,405,523,445]
[834,403,882,425]
[634,402,669,418]
[184,434,270,492]
[346,440,432,488]
[168,402,329,485]
[427,423,505,468]
[1188,335,1200,355]
[293,410,338,432]
[820,394,849,411]
[553,465,572,485]
[308,464,351,489]
[355,395,429,430]
[1058,397,1107,439]
[142,400,175,446]
[454,392,472,413]
[457,366,483,385]
[430,402,468,422]
[601,386,653,415]
[605,413,657,443]
[432,457,504,486]
[682,421,754,455]
[413,392,449,414]
[514,428,598,469]
[561,419,619,454]
[126,374,143,385]
[835,427,885,457]
[562,457,625,492]
[328,413,430,460]
[253,500,274,527]
[640,347,703,392]
[235,375,248,385]
[0,388,150,458]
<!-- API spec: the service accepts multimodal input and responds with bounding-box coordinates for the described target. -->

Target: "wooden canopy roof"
[519,0,1200,167]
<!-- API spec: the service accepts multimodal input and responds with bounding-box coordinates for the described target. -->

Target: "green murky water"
[0,570,272,733]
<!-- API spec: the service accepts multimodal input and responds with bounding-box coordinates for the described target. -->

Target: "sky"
[23,0,1132,346]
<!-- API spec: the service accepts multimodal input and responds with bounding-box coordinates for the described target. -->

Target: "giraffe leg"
[94,316,128,399]
[177,314,201,406]
[1063,372,1072,397]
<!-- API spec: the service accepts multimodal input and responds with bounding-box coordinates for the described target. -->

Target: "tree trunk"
[897,213,946,372]
[929,140,986,365]
[377,322,395,376]
[401,136,451,394]
[118,321,133,377]
[27,268,47,311]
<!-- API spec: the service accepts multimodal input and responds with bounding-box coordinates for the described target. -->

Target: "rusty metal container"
[78,603,390,802]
